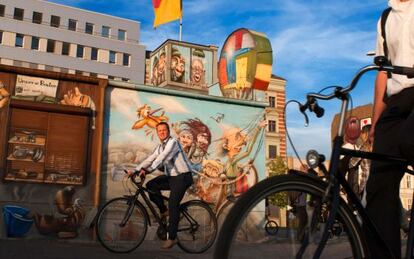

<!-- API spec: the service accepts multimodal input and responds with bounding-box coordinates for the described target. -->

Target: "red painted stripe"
[234,30,244,50]
[153,0,161,8]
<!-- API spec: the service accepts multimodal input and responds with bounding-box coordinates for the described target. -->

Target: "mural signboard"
[218,28,273,100]
[14,75,58,103]
[103,86,266,224]
[149,40,216,94]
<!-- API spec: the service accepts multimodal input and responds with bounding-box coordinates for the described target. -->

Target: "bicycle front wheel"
[95,197,148,253]
[177,200,218,253]
[214,173,367,259]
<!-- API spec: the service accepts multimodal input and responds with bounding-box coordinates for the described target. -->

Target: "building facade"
[264,74,287,175]
[0,0,145,83]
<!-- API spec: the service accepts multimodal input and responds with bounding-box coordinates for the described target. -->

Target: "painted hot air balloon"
[218,28,273,100]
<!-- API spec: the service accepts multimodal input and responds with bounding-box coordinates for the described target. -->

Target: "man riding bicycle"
[132,122,193,249]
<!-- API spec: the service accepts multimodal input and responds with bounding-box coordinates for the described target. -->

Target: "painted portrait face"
[158,53,166,75]
[197,133,209,148]
[202,162,221,178]
[191,59,205,83]
[179,130,194,149]
[223,130,247,158]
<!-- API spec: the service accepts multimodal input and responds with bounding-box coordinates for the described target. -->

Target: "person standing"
[134,122,193,249]
[366,0,414,258]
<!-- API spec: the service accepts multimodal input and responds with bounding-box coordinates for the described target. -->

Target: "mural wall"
[102,86,266,215]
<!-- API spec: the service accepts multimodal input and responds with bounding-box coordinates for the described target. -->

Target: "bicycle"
[95,170,217,254]
[213,56,414,258]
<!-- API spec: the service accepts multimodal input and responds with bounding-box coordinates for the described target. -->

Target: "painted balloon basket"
[2,205,34,237]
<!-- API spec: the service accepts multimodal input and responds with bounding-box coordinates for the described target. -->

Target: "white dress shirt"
[136,137,192,176]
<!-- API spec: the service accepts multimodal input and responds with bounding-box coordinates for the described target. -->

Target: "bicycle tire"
[177,200,218,254]
[95,197,148,253]
[213,173,367,259]
[265,220,279,236]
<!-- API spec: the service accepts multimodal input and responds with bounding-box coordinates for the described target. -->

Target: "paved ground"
[0,236,360,259]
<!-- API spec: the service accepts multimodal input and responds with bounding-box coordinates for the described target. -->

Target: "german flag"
[153,0,182,28]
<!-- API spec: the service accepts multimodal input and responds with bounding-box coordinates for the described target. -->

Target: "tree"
[267,156,288,207]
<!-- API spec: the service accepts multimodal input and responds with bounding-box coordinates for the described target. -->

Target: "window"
[122,78,129,82]
[108,75,115,80]
[14,8,24,21]
[102,26,110,38]
[15,34,24,47]
[90,72,98,78]
[32,12,42,24]
[91,47,98,60]
[75,70,83,76]
[62,42,70,56]
[46,39,55,53]
[407,176,412,189]
[268,120,276,132]
[85,23,94,34]
[76,45,84,58]
[31,36,39,50]
[269,96,275,108]
[118,29,126,41]
[269,145,277,159]
[68,19,77,31]
[50,15,60,27]
[109,51,116,64]
[123,53,130,66]
[0,5,5,17]
[0,31,3,44]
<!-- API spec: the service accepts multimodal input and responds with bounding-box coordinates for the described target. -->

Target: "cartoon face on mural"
[170,45,189,83]
[132,104,169,130]
[191,48,206,86]
[0,81,10,109]
[158,49,166,84]
[151,56,159,86]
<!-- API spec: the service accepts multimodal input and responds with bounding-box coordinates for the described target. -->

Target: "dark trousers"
[146,172,193,240]
[365,87,414,258]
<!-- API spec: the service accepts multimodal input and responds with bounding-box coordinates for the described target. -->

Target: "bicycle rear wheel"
[95,197,148,253]
[214,173,367,259]
[177,200,218,253]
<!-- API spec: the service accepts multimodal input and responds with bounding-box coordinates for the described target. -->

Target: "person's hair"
[182,118,211,144]
[156,121,170,132]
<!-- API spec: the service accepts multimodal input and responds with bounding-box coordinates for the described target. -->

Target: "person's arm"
[135,146,159,172]
[369,18,388,143]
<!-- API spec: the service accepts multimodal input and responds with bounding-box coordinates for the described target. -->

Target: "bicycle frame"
[127,179,201,235]
[307,64,414,258]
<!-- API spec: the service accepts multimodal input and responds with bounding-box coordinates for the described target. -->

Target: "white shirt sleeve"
[135,146,159,171]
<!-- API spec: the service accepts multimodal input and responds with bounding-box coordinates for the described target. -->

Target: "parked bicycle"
[214,56,414,258]
[95,170,217,254]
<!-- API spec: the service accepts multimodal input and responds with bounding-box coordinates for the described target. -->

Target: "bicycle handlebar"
[301,56,414,117]
[123,169,145,187]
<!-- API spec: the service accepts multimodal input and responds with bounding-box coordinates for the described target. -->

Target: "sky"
[50,0,388,159]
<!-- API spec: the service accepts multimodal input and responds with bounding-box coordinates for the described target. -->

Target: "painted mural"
[150,45,167,86]
[0,81,10,109]
[170,45,190,84]
[190,48,213,88]
[103,87,266,214]
[218,28,273,100]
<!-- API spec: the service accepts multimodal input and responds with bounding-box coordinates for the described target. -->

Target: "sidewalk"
[0,238,214,259]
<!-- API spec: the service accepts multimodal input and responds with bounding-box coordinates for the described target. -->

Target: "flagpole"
[179,17,182,41]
